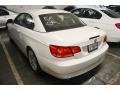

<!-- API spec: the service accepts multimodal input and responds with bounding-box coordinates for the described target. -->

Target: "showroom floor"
[0,29,120,85]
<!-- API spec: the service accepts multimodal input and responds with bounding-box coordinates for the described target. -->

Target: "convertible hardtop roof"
[24,9,70,15]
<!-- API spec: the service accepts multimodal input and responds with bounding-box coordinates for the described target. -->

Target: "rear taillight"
[49,45,81,58]
[115,23,120,29]
[103,35,107,43]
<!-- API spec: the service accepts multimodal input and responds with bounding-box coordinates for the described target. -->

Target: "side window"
[23,14,34,29]
[71,8,84,17]
[14,13,34,30]
[14,14,25,25]
[82,8,102,19]
[0,9,9,16]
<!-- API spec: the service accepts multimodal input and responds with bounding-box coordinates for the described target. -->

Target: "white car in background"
[0,7,17,29]
[69,6,120,42]
[7,9,108,79]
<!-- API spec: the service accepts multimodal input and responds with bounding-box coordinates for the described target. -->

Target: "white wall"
[5,5,67,13]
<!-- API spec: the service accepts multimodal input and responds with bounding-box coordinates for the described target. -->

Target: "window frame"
[14,13,35,30]
[71,8,85,17]
[101,9,120,18]
[39,13,86,32]
[72,8,102,19]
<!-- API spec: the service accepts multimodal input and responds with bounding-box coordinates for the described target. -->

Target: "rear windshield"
[39,13,85,32]
[101,9,120,18]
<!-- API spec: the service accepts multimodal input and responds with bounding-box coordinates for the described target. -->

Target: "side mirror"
[7,19,14,24]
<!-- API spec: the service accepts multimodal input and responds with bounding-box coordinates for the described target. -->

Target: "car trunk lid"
[43,26,106,58]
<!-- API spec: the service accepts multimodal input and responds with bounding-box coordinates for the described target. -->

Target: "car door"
[8,14,22,44]
[13,13,35,52]
[0,9,9,28]
[72,8,102,28]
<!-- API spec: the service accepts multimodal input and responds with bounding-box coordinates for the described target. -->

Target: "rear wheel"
[27,48,41,72]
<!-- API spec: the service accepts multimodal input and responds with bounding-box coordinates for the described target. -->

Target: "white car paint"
[0,8,17,28]
[7,9,108,79]
[70,6,120,42]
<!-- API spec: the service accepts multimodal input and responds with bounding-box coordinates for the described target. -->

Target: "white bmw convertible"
[7,9,108,79]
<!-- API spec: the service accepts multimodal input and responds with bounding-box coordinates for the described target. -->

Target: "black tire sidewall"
[28,48,41,73]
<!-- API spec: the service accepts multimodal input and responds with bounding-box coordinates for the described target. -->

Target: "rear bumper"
[39,44,109,79]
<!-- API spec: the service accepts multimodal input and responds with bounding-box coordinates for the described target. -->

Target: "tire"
[27,48,41,73]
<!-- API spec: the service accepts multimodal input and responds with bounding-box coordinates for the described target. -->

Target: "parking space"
[0,29,120,85]
[0,37,17,85]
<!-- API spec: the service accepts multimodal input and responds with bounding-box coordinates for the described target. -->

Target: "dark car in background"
[42,6,56,9]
